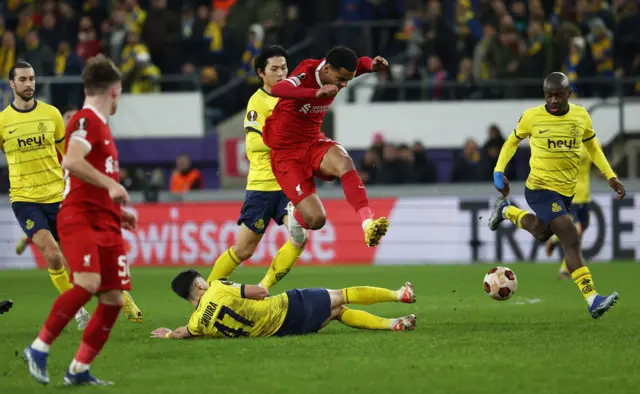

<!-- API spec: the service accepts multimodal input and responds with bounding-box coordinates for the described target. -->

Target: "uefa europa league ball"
[483,266,518,301]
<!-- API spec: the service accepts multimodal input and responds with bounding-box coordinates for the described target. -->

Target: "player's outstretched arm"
[151,325,194,339]
[583,137,625,199]
[493,132,522,196]
[271,78,318,99]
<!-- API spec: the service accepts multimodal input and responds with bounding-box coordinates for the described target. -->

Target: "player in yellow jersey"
[488,72,625,319]
[1,63,142,326]
[151,269,416,339]
[1,62,90,330]
[208,46,308,289]
[15,105,77,256]
[545,143,594,279]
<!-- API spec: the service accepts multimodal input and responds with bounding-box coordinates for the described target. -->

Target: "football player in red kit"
[263,46,389,247]
[23,55,136,386]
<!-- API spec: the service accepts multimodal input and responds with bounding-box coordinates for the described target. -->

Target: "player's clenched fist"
[608,177,626,200]
[316,84,339,98]
[109,183,129,204]
[372,56,388,72]
[121,209,138,230]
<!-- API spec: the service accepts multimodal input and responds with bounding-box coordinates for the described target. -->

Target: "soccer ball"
[483,266,518,301]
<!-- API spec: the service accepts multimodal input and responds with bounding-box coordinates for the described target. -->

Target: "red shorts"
[270,138,338,204]
[59,225,131,292]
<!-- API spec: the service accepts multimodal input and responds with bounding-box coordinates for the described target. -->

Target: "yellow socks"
[208,248,242,283]
[343,286,398,305]
[571,266,598,304]
[48,266,73,294]
[559,259,569,274]
[259,240,303,289]
[338,307,393,330]
[503,206,529,229]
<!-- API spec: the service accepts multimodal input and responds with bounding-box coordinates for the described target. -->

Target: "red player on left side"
[23,54,137,386]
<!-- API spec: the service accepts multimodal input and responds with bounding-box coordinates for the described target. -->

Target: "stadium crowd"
[0,0,638,192]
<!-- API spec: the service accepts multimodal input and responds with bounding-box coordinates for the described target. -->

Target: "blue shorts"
[524,187,573,226]
[11,202,60,241]
[570,203,590,229]
[237,190,289,234]
[274,288,332,337]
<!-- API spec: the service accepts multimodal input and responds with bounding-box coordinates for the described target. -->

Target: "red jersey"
[263,57,372,149]
[59,105,121,233]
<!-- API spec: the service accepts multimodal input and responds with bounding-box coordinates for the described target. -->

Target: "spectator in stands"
[0,31,17,79]
[455,0,480,61]
[125,51,161,94]
[142,0,179,73]
[124,0,147,34]
[358,148,379,185]
[179,4,208,65]
[371,67,398,102]
[102,8,129,66]
[39,10,60,53]
[53,40,83,108]
[76,16,101,62]
[472,23,496,97]
[22,30,54,76]
[525,20,554,82]
[511,1,528,36]
[587,18,614,97]
[120,30,150,74]
[170,154,204,193]
[15,9,33,41]
[456,57,476,99]
[57,2,79,46]
[279,5,306,49]
[564,36,587,96]
[450,138,488,183]
[423,55,448,100]
[119,168,140,191]
[82,0,108,33]
[377,143,414,184]
[238,24,263,83]
[411,141,438,184]
[423,0,456,73]
[256,0,283,46]
[204,7,228,65]
[485,19,526,98]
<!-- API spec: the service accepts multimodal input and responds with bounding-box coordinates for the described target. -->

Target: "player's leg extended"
[318,144,388,247]
[327,305,416,331]
[549,215,618,318]
[208,225,260,283]
[488,198,554,241]
[64,289,121,386]
[24,271,98,385]
[327,282,416,308]
[260,195,308,289]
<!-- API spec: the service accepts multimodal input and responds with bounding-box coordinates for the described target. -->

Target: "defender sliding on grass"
[151,269,417,339]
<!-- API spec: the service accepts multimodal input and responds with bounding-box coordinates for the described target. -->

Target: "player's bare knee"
[232,244,255,262]
[306,213,327,230]
[328,289,345,308]
[43,246,64,270]
[98,290,124,306]
[335,155,355,176]
[331,305,345,321]
[73,273,101,294]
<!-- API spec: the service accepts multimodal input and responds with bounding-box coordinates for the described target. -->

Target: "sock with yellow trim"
[48,266,73,294]
[342,286,399,305]
[259,240,303,289]
[208,248,242,284]
[337,307,394,330]
[502,205,529,229]
[559,259,569,275]
[571,266,598,306]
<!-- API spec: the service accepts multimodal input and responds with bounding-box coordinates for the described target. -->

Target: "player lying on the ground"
[208,45,308,289]
[151,269,417,339]
[489,72,623,319]
[545,143,594,279]
[263,46,390,247]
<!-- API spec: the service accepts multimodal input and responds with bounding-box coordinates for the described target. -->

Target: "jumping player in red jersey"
[263,46,389,247]
[23,55,136,386]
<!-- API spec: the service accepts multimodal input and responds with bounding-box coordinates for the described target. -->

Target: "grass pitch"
[1,263,639,394]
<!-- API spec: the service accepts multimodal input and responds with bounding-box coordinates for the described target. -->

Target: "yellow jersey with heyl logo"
[573,144,593,204]
[513,103,595,197]
[244,88,280,191]
[0,101,66,203]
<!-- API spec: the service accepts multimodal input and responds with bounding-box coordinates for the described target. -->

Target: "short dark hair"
[254,45,289,75]
[543,72,570,91]
[82,54,121,95]
[326,46,358,72]
[171,269,203,300]
[60,105,78,115]
[9,61,33,81]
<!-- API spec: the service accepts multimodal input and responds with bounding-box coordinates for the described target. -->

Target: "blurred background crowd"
[0,0,638,194]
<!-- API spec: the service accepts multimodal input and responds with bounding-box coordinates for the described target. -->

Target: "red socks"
[293,208,311,229]
[38,286,93,345]
[74,303,122,365]
[340,170,372,222]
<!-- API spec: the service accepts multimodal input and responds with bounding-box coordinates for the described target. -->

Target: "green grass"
[1,263,639,394]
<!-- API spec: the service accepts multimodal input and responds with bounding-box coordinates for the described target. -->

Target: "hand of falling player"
[371,56,389,72]
[493,172,510,198]
[316,84,339,98]
[121,209,138,231]
[151,327,172,339]
[608,177,626,200]
[109,183,129,204]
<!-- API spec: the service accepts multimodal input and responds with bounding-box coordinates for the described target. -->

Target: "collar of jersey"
[315,60,326,88]
[11,100,37,113]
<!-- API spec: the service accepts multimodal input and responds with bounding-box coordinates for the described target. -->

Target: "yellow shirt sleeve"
[494,111,530,173]
[583,137,616,180]
[246,130,270,152]
[581,110,596,142]
[53,108,66,156]
[186,312,202,337]
[244,95,265,134]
